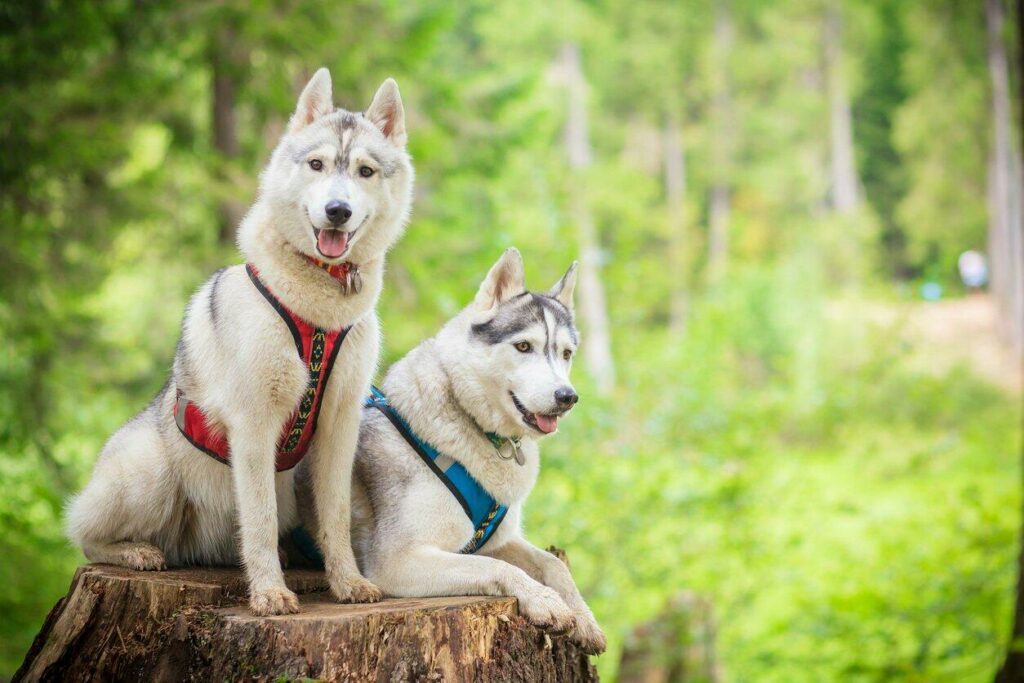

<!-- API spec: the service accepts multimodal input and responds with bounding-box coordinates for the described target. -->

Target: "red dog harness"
[173,263,350,471]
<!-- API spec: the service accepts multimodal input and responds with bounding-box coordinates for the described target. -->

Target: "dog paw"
[121,542,167,571]
[572,613,607,654]
[249,586,300,616]
[330,575,383,604]
[518,587,576,634]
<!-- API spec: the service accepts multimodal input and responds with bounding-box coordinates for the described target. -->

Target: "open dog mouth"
[510,392,561,434]
[312,227,357,260]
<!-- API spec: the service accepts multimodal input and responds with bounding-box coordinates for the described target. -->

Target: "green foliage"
[893,0,993,281]
[0,0,1020,680]
[854,0,911,277]
[529,262,1019,681]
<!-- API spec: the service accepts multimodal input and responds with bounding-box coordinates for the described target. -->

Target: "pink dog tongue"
[317,230,349,258]
[534,414,559,434]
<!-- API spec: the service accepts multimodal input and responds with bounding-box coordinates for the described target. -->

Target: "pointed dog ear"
[365,78,406,146]
[288,68,334,134]
[548,261,577,312]
[475,248,525,312]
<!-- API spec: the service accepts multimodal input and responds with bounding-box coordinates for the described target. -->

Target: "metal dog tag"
[509,437,525,466]
[340,266,362,296]
[492,435,525,466]
[350,268,363,294]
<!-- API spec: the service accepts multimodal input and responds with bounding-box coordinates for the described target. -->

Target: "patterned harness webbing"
[366,386,509,554]
[173,263,349,472]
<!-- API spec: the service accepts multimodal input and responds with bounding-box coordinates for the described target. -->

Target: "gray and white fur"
[333,248,607,653]
[66,68,414,616]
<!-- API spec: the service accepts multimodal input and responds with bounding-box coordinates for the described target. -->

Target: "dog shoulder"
[184,264,296,351]
[357,408,476,551]
[340,309,381,356]
[178,264,309,411]
[357,408,440,494]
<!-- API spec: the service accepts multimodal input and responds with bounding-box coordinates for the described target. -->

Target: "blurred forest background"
[2,0,1023,680]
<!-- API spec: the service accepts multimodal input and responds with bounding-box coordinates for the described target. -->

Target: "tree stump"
[14,565,598,682]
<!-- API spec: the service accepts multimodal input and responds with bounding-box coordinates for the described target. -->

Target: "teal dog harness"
[364,386,509,554]
[290,386,509,565]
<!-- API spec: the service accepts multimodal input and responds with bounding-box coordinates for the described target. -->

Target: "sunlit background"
[2,1,1023,680]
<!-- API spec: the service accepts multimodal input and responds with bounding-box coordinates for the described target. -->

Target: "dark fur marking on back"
[208,268,226,329]
[146,377,173,412]
[172,327,199,396]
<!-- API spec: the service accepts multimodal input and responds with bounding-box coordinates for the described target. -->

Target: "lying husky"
[311,248,606,653]
[66,68,413,615]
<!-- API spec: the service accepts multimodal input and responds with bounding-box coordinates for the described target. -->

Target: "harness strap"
[288,386,510,567]
[365,386,509,554]
[172,264,349,471]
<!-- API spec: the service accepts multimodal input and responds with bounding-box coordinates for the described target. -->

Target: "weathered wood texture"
[15,565,598,682]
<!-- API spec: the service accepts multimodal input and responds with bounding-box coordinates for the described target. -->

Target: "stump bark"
[14,565,598,682]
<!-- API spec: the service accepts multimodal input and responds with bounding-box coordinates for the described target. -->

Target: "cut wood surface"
[15,564,598,682]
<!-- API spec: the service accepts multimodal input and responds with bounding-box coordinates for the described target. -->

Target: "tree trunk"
[14,565,598,682]
[210,26,247,245]
[707,1,733,286]
[824,1,860,214]
[985,0,1024,356]
[664,110,689,336]
[994,1,1024,681]
[707,186,730,286]
[561,42,616,395]
[618,591,720,683]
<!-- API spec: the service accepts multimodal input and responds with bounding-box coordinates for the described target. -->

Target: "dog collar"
[306,255,362,295]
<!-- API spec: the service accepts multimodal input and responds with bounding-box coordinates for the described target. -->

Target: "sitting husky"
[343,248,605,653]
[66,68,413,615]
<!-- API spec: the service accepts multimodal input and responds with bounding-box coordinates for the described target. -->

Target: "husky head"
[440,248,580,440]
[248,68,414,265]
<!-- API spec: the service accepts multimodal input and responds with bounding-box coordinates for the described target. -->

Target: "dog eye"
[308,159,323,172]
[514,341,532,353]
[563,349,572,361]
[359,165,375,178]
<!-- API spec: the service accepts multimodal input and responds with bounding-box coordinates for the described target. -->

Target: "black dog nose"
[554,387,578,408]
[325,200,352,226]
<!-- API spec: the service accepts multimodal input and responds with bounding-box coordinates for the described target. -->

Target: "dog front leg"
[311,398,382,603]
[488,539,606,653]
[378,545,576,633]
[231,428,299,616]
